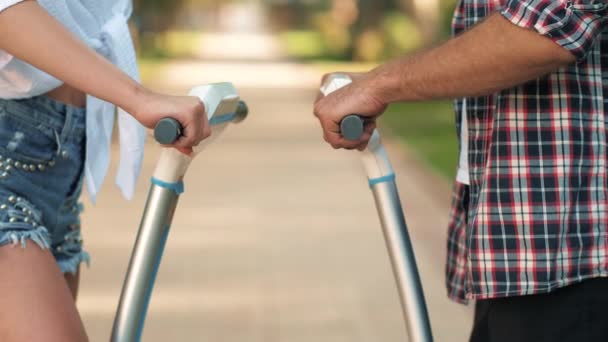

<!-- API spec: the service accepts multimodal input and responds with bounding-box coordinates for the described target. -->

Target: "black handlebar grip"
[340,115,365,141]
[153,100,249,145]
[234,100,249,123]
[154,118,182,145]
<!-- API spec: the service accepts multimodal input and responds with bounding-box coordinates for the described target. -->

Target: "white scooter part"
[321,74,433,342]
[111,83,248,342]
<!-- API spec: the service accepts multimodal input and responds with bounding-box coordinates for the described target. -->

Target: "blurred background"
[134,0,460,178]
[79,0,472,341]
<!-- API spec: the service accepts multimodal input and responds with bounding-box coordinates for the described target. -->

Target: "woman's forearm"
[0,0,144,113]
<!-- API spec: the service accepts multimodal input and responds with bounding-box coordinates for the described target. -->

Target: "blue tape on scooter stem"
[151,177,185,195]
[368,173,396,187]
[210,113,237,126]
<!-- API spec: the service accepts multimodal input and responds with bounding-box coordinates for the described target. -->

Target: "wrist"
[122,82,151,118]
[366,66,401,105]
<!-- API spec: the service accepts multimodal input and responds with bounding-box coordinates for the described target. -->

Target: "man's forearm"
[0,1,144,112]
[370,12,576,103]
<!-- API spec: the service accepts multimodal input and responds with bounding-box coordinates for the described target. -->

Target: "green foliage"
[281,11,424,62]
[381,101,458,179]
[380,12,423,58]
[134,0,187,32]
[274,0,459,62]
[138,30,204,60]
[439,0,457,37]
[280,31,326,59]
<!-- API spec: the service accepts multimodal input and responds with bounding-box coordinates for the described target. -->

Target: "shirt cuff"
[500,0,608,61]
[0,0,25,13]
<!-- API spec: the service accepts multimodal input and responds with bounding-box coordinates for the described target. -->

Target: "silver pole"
[371,180,433,342]
[324,74,433,341]
[111,185,180,342]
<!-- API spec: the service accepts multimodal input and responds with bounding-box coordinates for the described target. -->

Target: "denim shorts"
[0,95,88,274]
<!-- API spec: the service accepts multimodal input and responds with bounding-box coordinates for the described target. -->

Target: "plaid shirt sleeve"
[501,0,608,60]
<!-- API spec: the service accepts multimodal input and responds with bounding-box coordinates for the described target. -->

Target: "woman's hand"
[130,88,211,153]
[0,2,211,154]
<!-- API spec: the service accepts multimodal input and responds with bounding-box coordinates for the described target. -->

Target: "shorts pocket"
[0,101,59,164]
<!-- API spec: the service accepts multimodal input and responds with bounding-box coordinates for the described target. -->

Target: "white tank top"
[456,99,470,185]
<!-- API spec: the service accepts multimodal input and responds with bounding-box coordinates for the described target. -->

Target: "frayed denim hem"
[0,225,51,249]
[0,195,50,249]
[58,250,90,275]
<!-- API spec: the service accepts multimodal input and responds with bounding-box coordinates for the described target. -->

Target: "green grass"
[381,101,458,179]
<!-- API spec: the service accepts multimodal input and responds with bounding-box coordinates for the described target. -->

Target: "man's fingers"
[314,91,324,104]
[364,120,377,133]
[317,115,376,150]
[355,131,374,151]
[325,131,367,150]
[176,147,193,155]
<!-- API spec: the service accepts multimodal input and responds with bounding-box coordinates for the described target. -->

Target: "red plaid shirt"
[446,0,608,303]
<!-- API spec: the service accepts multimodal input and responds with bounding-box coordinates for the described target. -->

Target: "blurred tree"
[397,0,440,44]
[439,0,458,37]
[350,0,392,61]
[132,0,187,57]
[132,0,460,62]
[133,0,187,34]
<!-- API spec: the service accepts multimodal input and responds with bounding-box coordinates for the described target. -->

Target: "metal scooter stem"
[111,185,179,342]
[323,75,433,342]
[359,132,433,342]
[370,177,433,342]
[111,84,247,342]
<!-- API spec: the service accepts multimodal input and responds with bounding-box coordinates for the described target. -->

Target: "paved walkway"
[78,60,472,341]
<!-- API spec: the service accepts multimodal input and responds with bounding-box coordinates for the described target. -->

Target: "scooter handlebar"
[154,100,249,145]
[340,114,365,141]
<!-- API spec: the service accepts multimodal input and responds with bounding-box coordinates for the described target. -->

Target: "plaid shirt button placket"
[445,0,608,303]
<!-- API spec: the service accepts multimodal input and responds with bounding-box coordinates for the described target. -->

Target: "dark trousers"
[469,277,608,342]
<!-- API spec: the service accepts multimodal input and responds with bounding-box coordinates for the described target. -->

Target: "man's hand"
[314,72,387,150]
[313,13,577,152]
[131,88,211,154]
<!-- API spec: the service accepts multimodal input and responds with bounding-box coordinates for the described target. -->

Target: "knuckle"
[321,73,330,83]
[186,135,198,146]
[175,138,188,148]
[313,105,321,118]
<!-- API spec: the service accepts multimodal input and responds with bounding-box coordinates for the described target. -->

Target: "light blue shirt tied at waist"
[0,0,145,202]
